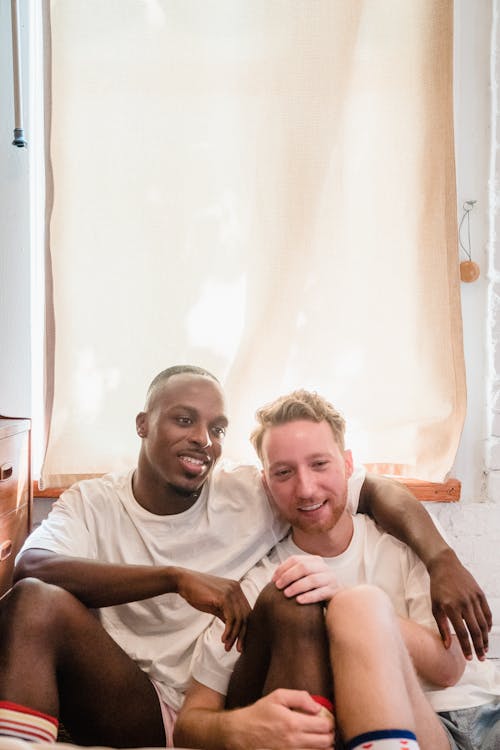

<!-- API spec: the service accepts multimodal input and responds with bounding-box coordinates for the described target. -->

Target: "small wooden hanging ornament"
[459,200,479,283]
[460,259,480,282]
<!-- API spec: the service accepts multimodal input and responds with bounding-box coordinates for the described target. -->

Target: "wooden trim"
[34,475,461,503]
[393,477,461,502]
[363,464,461,502]
[33,481,64,498]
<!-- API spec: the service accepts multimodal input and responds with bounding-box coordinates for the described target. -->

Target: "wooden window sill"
[391,477,460,502]
[33,474,461,503]
[363,464,460,502]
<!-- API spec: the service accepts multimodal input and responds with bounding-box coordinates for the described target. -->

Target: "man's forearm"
[358,474,450,567]
[398,617,465,687]
[14,548,181,608]
[175,685,334,750]
[15,550,250,649]
[174,707,240,750]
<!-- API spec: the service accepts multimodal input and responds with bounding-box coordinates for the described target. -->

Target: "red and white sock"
[0,701,59,743]
[346,729,419,750]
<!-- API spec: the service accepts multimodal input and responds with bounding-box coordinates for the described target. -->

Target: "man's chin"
[169,474,210,497]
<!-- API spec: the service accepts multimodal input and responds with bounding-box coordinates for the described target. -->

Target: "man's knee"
[1,577,85,635]
[325,585,396,645]
[252,582,324,642]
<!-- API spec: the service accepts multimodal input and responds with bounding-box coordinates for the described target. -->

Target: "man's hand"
[175,569,251,651]
[175,682,334,750]
[272,555,343,604]
[427,548,492,661]
[233,689,334,749]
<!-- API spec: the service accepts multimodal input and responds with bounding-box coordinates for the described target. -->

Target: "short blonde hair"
[251,389,346,460]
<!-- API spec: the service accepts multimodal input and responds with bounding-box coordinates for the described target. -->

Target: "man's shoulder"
[359,514,421,563]
[211,461,264,496]
[61,469,134,504]
[208,460,279,524]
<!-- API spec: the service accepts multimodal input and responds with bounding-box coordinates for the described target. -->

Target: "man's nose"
[296,469,314,498]
[190,424,212,449]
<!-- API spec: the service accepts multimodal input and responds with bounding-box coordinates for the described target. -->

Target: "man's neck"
[132,469,204,515]
[291,512,354,558]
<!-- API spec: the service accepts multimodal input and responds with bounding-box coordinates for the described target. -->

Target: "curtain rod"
[11,0,27,147]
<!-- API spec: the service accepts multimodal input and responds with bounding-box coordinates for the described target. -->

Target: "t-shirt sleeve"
[191,555,276,695]
[17,485,96,561]
[404,549,438,633]
[346,465,366,515]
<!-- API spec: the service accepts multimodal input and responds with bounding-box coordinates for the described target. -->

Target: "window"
[39,1,464,489]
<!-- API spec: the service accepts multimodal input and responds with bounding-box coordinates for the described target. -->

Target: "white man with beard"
[0,368,492,748]
[174,390,500,750]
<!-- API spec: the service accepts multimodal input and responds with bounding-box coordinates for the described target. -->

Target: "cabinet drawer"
[0,429,30,517]
[0,503,29,597]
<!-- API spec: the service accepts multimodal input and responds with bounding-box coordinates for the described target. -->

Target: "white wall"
[452,0,491,503]
[0,0,32,418]
[429,0,500,657]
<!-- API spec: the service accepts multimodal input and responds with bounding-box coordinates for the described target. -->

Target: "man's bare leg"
[325,585,450,750]
[226,582,333,709]
[0,579,165,748]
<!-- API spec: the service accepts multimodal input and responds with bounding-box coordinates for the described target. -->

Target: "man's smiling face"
[261,419,353,539]
[137,373,228,497]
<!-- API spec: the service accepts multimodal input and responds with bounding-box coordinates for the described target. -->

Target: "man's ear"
[344,449,354,479]
[136,412,148,438]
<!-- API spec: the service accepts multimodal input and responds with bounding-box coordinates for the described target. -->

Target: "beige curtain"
[41,0,465,488]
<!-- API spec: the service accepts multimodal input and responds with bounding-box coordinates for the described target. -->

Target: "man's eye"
[176,417,192,425]
[312,460,328,469]
[273,469,291,479]
[212,426,226,439]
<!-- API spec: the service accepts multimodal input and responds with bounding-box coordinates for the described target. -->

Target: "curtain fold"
[41,0,465,488]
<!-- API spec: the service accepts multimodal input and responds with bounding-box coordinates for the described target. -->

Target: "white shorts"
[150,680,178,748]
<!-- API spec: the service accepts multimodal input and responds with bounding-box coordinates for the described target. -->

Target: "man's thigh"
[59,615,166,747]
[438,701,500,750]
[0,579,167,747]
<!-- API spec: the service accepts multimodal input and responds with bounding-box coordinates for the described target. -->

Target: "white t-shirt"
[20,461,365,710]
[192,515,500,713]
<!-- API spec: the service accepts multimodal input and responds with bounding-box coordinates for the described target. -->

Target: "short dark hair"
[251,389,346,460]
[145,365,220,409]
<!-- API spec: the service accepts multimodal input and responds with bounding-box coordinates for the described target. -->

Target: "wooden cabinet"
[0,417,31,597]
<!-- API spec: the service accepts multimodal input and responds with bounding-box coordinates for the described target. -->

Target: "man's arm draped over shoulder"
[358,473,492,660]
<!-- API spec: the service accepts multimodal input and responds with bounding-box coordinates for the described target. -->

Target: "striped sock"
[0,701,59,743]
[345,729,419,750]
